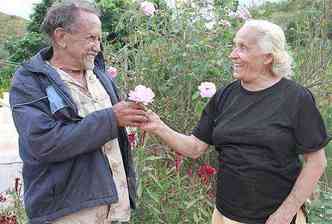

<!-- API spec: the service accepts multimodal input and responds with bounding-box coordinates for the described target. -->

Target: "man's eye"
[87,36,101,42]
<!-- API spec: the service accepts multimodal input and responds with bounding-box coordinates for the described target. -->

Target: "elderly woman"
[141,20,330,224]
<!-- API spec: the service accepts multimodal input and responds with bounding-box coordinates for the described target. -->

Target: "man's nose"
[92,42,101,53]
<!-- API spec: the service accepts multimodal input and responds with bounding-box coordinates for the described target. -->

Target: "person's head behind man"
[41,0,102,71]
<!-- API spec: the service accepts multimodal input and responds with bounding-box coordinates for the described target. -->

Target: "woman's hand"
[140,110,164,134]
[140,110,209,158]
[265,207,296,224]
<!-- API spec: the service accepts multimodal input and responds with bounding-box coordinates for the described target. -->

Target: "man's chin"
[232,72,242,80]
[83,61,95,71]
[85,65,95,71]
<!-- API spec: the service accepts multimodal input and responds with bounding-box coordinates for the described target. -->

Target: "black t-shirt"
[192,78,330,224]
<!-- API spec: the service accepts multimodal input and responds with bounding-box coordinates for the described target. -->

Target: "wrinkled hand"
[265,208,296,224]
[140,110,164,134]
[112,101,147,127]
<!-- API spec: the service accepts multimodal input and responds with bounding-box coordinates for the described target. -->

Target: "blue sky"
[0,0,284,20]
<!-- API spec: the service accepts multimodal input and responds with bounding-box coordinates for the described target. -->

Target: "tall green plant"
[27,0,54,33]
[102,2,237,223]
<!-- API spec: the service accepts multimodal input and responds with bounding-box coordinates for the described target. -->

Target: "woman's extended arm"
[141,111,209,159]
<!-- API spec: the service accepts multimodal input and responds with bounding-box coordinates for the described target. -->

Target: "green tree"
[5,32,47,63]
[27,0,54,33]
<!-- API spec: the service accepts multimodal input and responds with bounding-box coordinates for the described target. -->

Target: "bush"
[104,1,236,133]
[0,65,15,95]
[105,1,332,223]
[5,32,47,63]
[1,1,331,223]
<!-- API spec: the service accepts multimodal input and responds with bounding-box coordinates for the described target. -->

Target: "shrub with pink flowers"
[104,0,332,222]
[107,66,118,79]
[140,1,156,16]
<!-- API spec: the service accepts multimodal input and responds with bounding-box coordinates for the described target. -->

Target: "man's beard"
[83,55,95,71]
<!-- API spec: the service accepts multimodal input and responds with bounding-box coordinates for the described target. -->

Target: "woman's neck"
[241,72,282,92]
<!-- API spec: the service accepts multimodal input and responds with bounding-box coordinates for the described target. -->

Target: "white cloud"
[0,0,42,19]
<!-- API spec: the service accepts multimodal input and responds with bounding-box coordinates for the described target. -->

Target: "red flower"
[197,164,217,185]
[0,193,6,203]
[128,132,136,148]
[175,152,183,173]
[187,168,193,177]
[0,215,17,224]
[15,178,21,194]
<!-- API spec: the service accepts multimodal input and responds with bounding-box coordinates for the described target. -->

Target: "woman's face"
[229,26,270,82]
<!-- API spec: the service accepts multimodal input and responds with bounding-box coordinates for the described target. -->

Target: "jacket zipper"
[47,76,82,121]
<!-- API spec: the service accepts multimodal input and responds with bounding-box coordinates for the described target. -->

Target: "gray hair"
[41,0,101,38]
[243,20,293,78]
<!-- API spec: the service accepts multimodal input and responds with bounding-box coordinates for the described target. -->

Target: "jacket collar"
[23,47,119,105]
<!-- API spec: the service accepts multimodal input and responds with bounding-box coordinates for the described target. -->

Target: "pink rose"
[140,1,156,16]
[107,66,118,78]
[237,7,251,20]
[220,19,231,28]
[228,7,251,21]
[228,11,237,18]
[128,85,155,105]
[198,82,216,98]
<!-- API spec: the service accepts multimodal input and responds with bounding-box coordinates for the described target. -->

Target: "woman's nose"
[229,48,237,59]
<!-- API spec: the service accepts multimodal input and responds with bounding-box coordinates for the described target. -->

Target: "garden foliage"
[0,0,331,223]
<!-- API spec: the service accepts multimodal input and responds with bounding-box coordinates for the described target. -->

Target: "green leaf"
[192,91,200,101]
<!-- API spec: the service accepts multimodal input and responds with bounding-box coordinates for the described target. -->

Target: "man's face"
[229,26,268,82]
[63,11,102,70]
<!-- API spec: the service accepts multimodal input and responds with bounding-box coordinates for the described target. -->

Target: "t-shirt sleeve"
[192,89,222,145]
[294,88,331,153]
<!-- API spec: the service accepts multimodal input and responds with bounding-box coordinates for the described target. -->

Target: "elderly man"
[9,1,146,223]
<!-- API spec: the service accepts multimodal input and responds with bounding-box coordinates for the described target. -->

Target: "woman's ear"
[53,27,67,49]
[263,53,273,65]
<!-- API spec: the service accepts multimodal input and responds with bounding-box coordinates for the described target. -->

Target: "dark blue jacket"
[9,47,137,224]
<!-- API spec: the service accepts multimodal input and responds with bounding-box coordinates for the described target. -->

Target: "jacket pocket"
[46,85,68,114]
[46,85,79,122]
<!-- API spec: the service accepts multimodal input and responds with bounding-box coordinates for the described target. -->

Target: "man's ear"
[263,53,273,65]
[53,27,67,49]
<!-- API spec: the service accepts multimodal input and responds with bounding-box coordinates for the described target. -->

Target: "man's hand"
[112,101,147,127]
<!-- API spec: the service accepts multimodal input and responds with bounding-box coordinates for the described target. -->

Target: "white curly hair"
[243,19,293,78]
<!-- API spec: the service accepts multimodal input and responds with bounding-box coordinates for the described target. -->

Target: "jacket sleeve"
[10,73,118,163]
